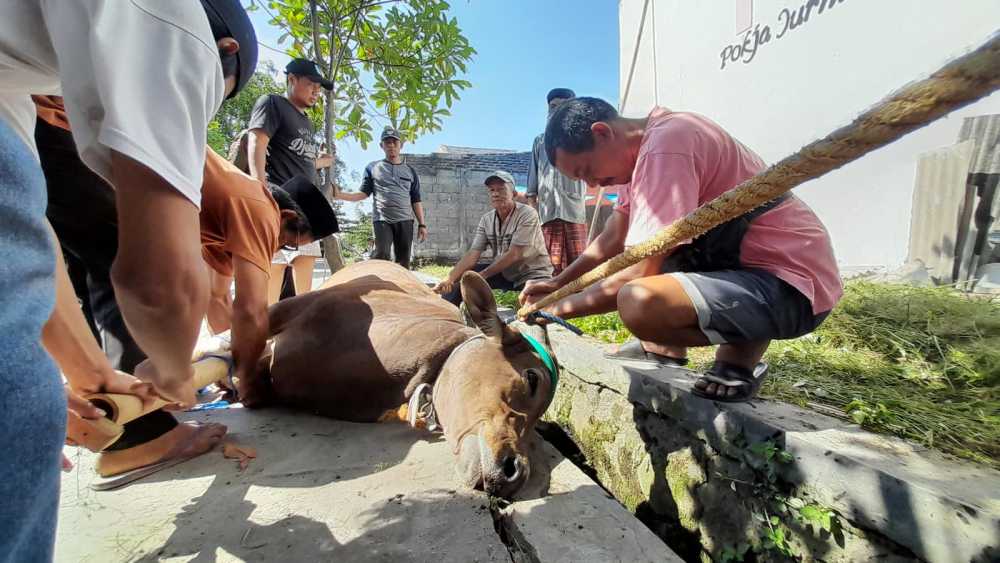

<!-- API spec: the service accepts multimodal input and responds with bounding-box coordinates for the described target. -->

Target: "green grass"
[493,282,1000,469]
[415,263,452,280]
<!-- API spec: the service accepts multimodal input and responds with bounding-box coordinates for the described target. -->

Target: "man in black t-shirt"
[247,58,333,187]
[247,58,335,296]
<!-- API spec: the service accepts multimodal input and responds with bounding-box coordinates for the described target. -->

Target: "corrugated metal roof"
[404,149,532,176]
[435,145,522,155]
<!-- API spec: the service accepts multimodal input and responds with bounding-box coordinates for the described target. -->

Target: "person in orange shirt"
[36,96,338,479]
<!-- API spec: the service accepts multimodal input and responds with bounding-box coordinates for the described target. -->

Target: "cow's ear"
[459,271,521,346]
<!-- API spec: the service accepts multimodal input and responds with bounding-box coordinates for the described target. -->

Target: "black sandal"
[691,361,769,403]
[604,339,689,367]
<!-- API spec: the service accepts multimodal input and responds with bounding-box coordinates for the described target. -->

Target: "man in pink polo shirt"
[520,98,842,402]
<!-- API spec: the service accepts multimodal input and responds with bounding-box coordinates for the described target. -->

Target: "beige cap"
[484,170,515,187]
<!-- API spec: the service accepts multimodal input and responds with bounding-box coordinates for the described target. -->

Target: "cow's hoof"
[236,376,274,408]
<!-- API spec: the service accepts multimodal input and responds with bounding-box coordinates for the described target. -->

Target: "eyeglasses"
[280,221,306,251]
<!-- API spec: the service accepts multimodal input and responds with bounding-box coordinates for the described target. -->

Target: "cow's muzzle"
[455,431,530,499]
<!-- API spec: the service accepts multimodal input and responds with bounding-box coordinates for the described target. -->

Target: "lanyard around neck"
[493,205,517,254]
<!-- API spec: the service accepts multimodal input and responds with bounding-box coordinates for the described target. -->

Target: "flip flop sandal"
[604,338,689,367]
[91,455,197,491]
[691,361,769,403]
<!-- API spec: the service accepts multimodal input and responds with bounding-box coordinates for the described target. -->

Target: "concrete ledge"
[544,325,1000,563]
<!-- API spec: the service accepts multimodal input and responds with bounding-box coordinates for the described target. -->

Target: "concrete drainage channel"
[489,498,541,563]
[536,322,1000,563]
[480,425,682,562]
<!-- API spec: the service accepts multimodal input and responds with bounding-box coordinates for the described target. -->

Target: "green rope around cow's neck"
[521,333,558,398]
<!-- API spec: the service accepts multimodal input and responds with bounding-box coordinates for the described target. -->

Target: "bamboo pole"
[518,31,1000,319]
[587,186,606,243]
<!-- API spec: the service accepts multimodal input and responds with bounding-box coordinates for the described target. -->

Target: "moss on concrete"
[545,369,917,562]
[612,440,654,512]
[665,448,707,532]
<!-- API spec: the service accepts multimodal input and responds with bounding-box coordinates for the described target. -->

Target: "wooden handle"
[66,411,125,453]
[587,187,606,244]
[87,355,232,427]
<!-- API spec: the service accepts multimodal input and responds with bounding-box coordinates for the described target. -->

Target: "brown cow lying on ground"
[236,260,556,498]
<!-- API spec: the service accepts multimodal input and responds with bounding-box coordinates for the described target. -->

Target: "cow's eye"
[523,368,541,396]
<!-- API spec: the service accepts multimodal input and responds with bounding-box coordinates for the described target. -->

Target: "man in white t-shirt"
[0,2,257,560]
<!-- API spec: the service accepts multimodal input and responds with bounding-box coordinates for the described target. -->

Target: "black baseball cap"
[547,88,576,103]
[285,58,334,90]
[280,175,339,239]
[200,0,259,99]
[380,126,402,142]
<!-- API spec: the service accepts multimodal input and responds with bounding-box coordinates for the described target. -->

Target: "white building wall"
[618,0,1000,272]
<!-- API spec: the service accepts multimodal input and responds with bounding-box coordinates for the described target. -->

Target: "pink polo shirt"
[615,108,842,314]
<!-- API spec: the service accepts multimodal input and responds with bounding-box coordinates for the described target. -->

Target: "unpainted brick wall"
[408,152,530,262]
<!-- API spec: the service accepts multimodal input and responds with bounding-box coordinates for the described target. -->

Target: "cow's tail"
[267,290,326,337]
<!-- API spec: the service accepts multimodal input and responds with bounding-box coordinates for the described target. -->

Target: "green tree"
[339,212,375,262]
[248,0,475,152]
[207,61,287,155]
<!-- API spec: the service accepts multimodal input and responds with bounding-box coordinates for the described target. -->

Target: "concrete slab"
[57,406,678,562]
[500,440,683,563]
[58,408,509,563]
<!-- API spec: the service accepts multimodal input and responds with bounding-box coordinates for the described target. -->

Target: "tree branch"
[344,57,416,69]
[334,0,403,25]
[330,2,364,85]
[252,1,293,35]
[309,0,327,67]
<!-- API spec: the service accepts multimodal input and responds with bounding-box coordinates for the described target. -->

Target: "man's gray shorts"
[669,269,829,345]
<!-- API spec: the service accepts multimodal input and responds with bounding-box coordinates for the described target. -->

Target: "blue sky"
[249,0,620,193]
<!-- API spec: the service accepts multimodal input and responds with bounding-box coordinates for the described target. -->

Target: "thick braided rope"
[518,31,1000,320]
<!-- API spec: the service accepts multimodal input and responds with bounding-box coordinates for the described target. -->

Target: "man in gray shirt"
[336,127,427,269]
[526,88,588,275]
[433,171,552,305]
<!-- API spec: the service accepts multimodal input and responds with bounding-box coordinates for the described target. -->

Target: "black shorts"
[666,268,829,344]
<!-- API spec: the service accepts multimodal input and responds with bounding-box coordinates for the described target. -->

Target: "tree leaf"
[267,0,474,145]
[798,505,823,523]
[820,511,833,532]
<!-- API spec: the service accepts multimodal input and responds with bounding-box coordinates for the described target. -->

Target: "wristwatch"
[418,224,427,228]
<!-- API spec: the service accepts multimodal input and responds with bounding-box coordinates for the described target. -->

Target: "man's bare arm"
[335,190,369,202]
[433,249,483,294]
[549,256,662,319]
[412,202,426,226]
[478,244,525,280]
[110,151,205,406]
[43,226,140,391]
[230,258,270,402]
[43,229,157,439]
[518,210,630,314]
[247,129,270,182]
[206,270,234,334]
